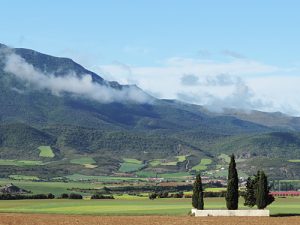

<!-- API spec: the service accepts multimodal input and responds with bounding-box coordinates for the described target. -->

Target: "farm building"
[0,183,29,194]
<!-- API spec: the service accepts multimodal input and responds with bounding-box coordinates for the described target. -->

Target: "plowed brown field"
[0,214,299,225]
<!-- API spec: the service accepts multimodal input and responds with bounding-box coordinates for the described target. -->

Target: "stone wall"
[191,209,270,217]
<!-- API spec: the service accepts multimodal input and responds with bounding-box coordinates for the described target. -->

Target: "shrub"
[91,194,114,199]
[157,191,169,198]
[170,191,184,198]
[31,194,48,199]
[0,193,53,200]
[149,192,157,200]
[47,193,55,199]
[69,193,83,199]
[60,193,69,199]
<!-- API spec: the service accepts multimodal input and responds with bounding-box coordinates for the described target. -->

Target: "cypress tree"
[256,171,274,209]
[192,174,204,210]
[244,173,259,207]
[225,154,239,210]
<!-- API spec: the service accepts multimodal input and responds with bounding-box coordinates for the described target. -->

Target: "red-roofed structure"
[270,191,300,197]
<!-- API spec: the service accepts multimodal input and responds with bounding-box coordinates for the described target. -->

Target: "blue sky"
[1,0,300,115]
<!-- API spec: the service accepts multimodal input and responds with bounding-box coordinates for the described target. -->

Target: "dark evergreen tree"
[256,171,275,209]
[192,174,204,210]
[244,175,258,207]
[225,154,239,210]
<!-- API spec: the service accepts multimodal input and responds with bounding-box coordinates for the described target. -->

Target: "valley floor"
[0,214,300,225]
[0,198,298,215]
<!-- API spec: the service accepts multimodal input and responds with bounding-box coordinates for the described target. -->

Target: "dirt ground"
[0,214,300,225]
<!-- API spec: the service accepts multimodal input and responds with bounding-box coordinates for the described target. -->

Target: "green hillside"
[0,43,300,180]
[211,132,300,158]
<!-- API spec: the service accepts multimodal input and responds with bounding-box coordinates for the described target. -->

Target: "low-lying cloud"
[177,79,271,113]
[3,51,151,104]
[181,74,199,86]
[98,56,299,115]
[181,73,240,87]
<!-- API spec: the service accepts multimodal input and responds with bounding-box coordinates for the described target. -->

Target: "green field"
[123,158,143,164]
[192,158,212,171]
[136,171,157,177]
[119,158,145,173]
[135,171,192,179]
[204,187,227,192]
[149,155,187,167]
[9,175,40,181]
[0,160,44,166]
[160,172,192,179]
[176,155,187,162]
[218,154,231,163]
[288,159,300,163]
[70,157,97,168]
[64,174,146,183]
[0,179,101,196]
[38,146,55,158]
[161,155,187,166]
[161,161,177,166]
[0,197,297,215]
[149,159,163,167]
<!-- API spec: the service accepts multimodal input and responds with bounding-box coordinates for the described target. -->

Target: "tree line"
[192,154,274,210]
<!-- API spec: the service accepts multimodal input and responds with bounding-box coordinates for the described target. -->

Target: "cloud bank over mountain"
[96,56,300,115]
[2,45,299,116]
[2,51,150,104]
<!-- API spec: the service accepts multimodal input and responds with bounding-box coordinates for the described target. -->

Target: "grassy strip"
[9,175,40,181]
[288,159,300,163]
[123,158,143,164]
[0,160,44,166]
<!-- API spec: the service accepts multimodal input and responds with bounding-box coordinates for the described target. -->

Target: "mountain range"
[0,43,300,180]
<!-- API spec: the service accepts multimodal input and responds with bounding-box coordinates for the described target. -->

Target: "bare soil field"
[0,214,300,225]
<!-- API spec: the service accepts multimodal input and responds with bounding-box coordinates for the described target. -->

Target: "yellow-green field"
[288,159,300,163]
[38,146,55,158]
[191,158,212,171]
[70,157,97,168]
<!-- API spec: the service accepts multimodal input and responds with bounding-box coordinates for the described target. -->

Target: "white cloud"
[97,56,300,115]
[3,52,151,104]
[247,76,300,115]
